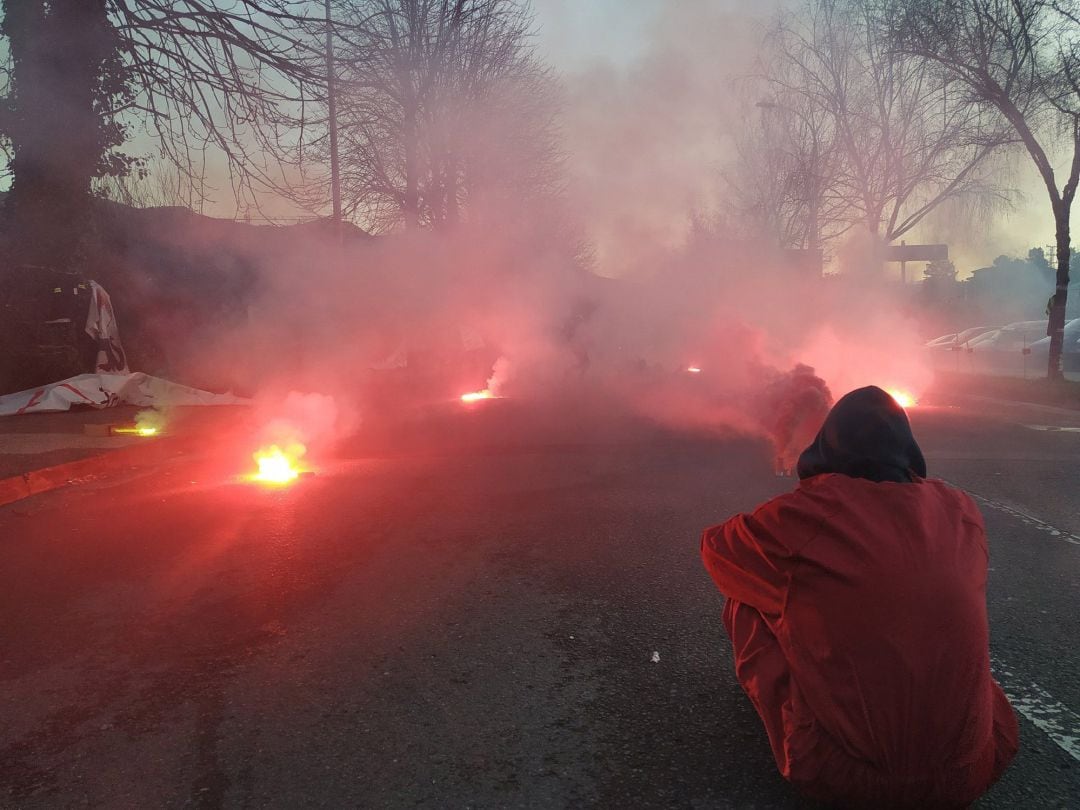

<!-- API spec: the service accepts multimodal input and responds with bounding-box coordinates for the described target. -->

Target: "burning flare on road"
[112,408,166,436]
[250,443,306,485]
[112,426,158,437]
[886,389,917,409]
[461,389,495,403]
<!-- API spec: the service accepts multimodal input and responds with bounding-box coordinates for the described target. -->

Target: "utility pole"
[325,0,342,245]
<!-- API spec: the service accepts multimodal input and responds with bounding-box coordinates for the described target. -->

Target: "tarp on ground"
[0,373,250,416]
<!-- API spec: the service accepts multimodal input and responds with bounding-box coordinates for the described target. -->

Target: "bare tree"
[763,0,1011,255]
[93,156,205,210]
[321,0,560,233]
[109,1,328,210]
[725,87,851,256]
[1,2,329,220]
[888,0,1080,378]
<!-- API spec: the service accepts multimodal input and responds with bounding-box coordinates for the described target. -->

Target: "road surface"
[1,399,1078,808]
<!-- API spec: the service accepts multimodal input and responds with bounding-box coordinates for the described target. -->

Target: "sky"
[8,0,1064,278]
[531,0,660,70]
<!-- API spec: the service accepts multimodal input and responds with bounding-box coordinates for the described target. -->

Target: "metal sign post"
[885,242,948,283]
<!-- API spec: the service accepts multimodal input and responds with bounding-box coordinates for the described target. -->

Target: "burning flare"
[686,366,702,374]
[135,408,166,435]
[886,389,917,409]
[113,408,166,437]
[250,443,305,485]
[112,426,158,437]
[461,389,495,403]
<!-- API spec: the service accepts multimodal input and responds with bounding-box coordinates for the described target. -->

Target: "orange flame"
[461,389,494,403]
[112,426,158,437]
[686,366,702,374]
[886,389,917,409]
[250,444,305,485]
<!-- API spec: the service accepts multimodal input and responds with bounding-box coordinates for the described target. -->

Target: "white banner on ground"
[0,373,250,416]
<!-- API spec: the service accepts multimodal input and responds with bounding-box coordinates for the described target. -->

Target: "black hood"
[796,386,926,483]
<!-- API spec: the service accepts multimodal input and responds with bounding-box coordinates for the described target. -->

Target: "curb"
[0,436,192,509]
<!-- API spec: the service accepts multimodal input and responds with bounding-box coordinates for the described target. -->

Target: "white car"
[925,326,997,372]
[1024,319,1080,376]
[925,332,958,348]
[966,320,1062,376]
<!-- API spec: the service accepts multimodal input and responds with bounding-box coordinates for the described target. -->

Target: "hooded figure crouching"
[701,386,1018,808]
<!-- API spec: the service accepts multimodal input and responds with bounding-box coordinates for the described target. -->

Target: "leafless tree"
[93,156,206,210]
[1,1,330,223]
[761,0,1012,255]
[887,0,1080,378]
[725,87,850,255]
[109,1,328,210]
[319,0,561,233]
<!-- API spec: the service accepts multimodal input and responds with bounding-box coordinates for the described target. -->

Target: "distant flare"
[461,389,495,403]
[886,389,917,409]
[686,366,702,374]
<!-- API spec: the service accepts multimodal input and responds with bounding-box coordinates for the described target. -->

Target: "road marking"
[947,483,1080,758]
[992,656,1080,762]
[1023,424,1080,432]
[961,490,1080,546]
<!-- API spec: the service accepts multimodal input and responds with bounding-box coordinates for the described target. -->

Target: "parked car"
[1024,319,1080,375]
[926,326,996,349]
[925,332,958,348]
[925,326,997,372]
[0,264,97,394]
[965,320,1062,377]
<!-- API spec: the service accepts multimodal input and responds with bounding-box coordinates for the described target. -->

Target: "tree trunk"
[1047,201,1072,380]
[2,0,114,269]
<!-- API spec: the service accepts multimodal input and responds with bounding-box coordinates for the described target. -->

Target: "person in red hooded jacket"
[701,386,1018,808]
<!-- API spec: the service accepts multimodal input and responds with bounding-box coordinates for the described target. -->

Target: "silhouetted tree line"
[0,0,558,266]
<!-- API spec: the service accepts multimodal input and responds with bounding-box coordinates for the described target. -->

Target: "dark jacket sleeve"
[701,514,790,616]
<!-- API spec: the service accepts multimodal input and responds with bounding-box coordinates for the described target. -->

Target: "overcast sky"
[527,0,1074,275]
[531,0,659,69]
[151,0,1078,275]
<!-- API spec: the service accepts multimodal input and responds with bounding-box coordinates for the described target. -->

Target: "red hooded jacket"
[702,388,1017,808]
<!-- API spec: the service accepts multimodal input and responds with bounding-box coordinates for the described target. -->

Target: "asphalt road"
[1,399,1078,808]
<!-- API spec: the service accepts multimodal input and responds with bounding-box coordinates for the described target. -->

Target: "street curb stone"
[0,437,188,508]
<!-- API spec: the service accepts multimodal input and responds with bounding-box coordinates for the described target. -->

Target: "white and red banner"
[85,282,129,375]
[0,373,250,416]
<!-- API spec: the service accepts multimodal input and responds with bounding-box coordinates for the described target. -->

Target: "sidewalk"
[0,405,253,507]
[927,371,1080,413]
